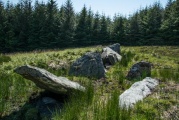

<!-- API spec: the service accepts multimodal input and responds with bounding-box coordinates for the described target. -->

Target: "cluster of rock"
[14,43,159,114]
[14,43,122,94]
[69,43,122,78]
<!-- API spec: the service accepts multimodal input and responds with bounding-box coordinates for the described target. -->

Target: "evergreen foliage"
[0,0,179,53]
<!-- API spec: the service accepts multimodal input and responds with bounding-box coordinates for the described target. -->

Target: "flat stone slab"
[119,77,159,108]
[14,65,85,94]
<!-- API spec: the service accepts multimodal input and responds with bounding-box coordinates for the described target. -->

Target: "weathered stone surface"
[119,77,159,108]
[69,52,105,78]
[14,65,85,93]
[126,61,151,79]
[101,47,122,66]
[108,43,121,54]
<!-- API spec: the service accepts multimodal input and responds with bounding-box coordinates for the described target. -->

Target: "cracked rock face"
[69,52,105,78]
[14,65,85,94]
[119,77,159,108]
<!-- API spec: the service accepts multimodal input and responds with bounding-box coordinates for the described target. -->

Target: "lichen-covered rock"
[69,52,105,78]
[119,77,159,108]
[14,65,85,94]
[108,43,121,54]
[101,47,122,66]
[126,61,151,79]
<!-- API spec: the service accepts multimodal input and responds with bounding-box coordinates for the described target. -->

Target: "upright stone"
[119,77,159,108]
[69,52,105,78]
[14,65,85,94]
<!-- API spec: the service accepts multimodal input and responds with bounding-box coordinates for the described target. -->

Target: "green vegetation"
[0,46,178,120]
[0,0,179,53]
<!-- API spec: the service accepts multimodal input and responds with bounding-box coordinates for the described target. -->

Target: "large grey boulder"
[126,61,151,79]
[119,77,159,108]
[108,43,121,54]
[101,47,122,66]
[14,65,85,93]
[69,52,105,78]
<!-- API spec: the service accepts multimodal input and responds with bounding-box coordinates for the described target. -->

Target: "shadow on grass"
[1,91,69,120]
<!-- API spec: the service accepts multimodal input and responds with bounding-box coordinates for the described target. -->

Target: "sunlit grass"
[0,46,178,119]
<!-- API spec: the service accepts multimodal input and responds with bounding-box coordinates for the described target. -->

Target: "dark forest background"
[0,0,179,53]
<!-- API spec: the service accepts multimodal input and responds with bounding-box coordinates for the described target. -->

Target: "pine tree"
[172,0,179,43]
[0,1,5,52]
[99,14,109,44]
[112,15,125,44]
[145,2,163,45]
[86,8,93,45]
[12,0,32,51]
[75,5,87,46]
[46,0,59,48]
[56,5,65,47]
[63,0,75,47]
[161,0,175,45]
[4,1,16,52]
[128,12,140,45]
[28,0,47,50]
[138,7,148,45]
[92,12,100,45]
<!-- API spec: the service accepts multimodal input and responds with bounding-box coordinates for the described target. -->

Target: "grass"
[0,46,178,120]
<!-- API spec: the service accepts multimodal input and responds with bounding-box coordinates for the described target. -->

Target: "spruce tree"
[112,15,125,44]
[0,1,5,52]
[99,14,109,44]
[86,8,93,45]
[56,5,65,47]
[128,12,140,45]
[75,5,87,46]
[92,12,100,45]
[28,1,47,50]
[63,0,75,47]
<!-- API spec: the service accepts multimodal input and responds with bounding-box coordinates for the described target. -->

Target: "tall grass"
[0,71,10,117]
[0,46,179,119]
